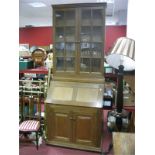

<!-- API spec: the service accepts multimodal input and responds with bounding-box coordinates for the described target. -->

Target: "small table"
[113,132,135,155]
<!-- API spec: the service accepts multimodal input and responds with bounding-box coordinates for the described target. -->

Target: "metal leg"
[36,131,39,150]
[108,143,113,153]
[101,142,113,155]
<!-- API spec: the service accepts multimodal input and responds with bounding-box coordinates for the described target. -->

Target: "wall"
[19,27,53,47]
[105,26,126,54]
[19,25,126,54]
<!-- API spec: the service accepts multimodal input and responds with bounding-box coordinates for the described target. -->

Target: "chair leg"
[40,124,43,136]
[36,131,39,150]
[101,143,113,155]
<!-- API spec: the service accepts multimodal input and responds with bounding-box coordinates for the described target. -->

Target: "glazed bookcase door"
[54,8,77,72]
[79,7,104,74]
[53,3,106,82]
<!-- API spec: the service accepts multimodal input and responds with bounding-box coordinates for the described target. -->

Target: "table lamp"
[106,37,135,131]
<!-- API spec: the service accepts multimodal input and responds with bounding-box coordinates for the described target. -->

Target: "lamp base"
[107,109,130,132]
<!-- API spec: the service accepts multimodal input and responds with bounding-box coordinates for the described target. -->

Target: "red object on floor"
[19,66,48,74]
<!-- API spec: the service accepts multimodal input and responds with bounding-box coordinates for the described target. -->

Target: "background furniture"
[19,76,48,143]
[104,74,135,111]
[19,66,48,84]
[32,48,47,67]
[19,94,42,150]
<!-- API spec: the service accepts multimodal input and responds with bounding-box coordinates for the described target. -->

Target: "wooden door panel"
[46,104,102,150]
[75,115,94,144]
[54,112,71,142]
[74,112,96,146]
[45,105,54,141]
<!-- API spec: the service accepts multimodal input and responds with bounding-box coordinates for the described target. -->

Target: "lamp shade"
[106,37,135,71]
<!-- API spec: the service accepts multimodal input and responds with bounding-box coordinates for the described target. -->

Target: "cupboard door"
[73,108,99,146]
[54,8,77,73]
[74,114,95,145]
[80,43,102,73]
[54,111,71,142]
[45,104,102,150]
[55,43,76,71]
[53,5,106,78]
[79,7,104,74]
[46,105,72,142]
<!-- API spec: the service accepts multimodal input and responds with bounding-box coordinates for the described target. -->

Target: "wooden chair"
[19,94,41,150]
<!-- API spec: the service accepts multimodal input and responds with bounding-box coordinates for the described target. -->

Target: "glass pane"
[66,43,76,57]
[81,26,91,42]
[92,26,103,42]
[55,43,65,57]
[65,27,75,42]
[65,10,75,26]
[56,57,64,71]
[92,9,103,25]
[80,58,90,72]
[66,57,75,71]
[91,43,102,58]
[91,59,101,72]
[81,9,91,26]
[80,43,91,57]
[55,27,64,42]
[55,11,64,26]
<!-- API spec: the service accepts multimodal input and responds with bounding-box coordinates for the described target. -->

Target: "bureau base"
[45,140,101,152]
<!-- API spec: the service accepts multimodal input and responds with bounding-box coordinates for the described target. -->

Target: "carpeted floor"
[19,110,113,155]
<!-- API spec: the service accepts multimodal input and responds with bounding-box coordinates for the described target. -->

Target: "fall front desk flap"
[45,81,104,108]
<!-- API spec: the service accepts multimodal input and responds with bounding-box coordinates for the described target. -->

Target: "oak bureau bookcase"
[45,3,106,152]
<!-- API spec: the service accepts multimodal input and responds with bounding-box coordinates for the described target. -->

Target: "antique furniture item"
[19,95,41,150]
[52,3,106,83]
[19,79,47,149]
[45,81,104,152]
[45,3,106,152]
